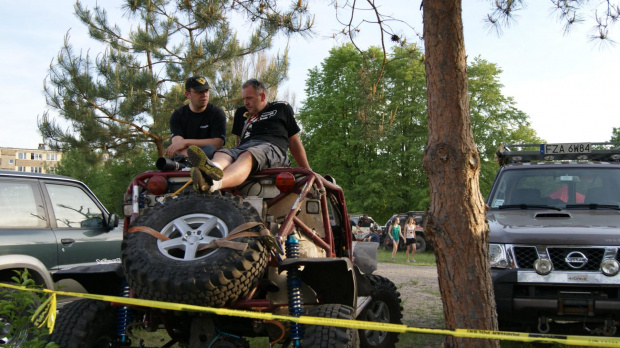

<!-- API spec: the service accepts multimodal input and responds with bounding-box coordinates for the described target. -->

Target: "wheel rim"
[361,300,390,344]
[157,213,229,260]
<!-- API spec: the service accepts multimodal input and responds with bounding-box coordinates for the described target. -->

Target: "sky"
[1,1,618,150]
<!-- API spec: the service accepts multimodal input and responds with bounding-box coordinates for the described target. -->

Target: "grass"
[377,247,437,265]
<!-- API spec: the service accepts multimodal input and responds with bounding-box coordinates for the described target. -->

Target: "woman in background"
[404,216,417,262]
[388,217,404,262]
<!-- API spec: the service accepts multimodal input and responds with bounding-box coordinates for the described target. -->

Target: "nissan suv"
[0,170,121,290]
[487,143,620,335]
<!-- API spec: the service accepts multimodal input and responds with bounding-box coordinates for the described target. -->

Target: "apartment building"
[0,144,62,174]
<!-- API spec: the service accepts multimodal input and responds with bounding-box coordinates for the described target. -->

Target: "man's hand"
[166,137,187,157]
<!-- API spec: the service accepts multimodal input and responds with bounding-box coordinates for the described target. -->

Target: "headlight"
[489,244,509,268]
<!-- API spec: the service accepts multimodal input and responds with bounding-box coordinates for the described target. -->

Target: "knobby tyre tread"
[302,304,359,348]
[122,192,268,307]
[358,274,403,348]
[50,299,117,348]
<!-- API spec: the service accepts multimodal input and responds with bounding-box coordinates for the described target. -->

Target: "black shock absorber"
[286,234,304,347]
[116,279,131,345]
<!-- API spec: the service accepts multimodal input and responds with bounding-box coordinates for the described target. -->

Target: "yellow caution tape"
[2,283,619,347]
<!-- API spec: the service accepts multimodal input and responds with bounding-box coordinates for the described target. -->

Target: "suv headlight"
[489,244,509,268]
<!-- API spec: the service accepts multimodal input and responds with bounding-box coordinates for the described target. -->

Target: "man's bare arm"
[166,136,224,157]
[288,134,310,169]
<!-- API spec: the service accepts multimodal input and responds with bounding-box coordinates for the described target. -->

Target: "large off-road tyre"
[122,193,267,307]
[50,299,117,348]
[302,304,359,348]
[358,274,403,348]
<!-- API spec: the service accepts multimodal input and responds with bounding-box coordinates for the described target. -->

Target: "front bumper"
[492,269,620,324]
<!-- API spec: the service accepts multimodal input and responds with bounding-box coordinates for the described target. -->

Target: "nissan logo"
[565,251,588,269]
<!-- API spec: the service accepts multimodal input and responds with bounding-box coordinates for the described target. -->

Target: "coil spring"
[116,281,131,343]
[285,235,304,345]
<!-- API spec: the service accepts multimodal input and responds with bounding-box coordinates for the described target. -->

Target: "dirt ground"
[374,263,446,329]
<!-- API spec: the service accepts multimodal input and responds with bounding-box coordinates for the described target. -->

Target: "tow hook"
[537,316,550,334]
[603,319,617,336]
[584,319,617,336]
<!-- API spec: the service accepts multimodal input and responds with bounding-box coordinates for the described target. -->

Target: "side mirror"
[107,213,120,231]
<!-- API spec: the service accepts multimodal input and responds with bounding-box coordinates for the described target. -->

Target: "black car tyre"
[358,274,403,348]
[122,193,267,307]
[302,304,359,348]
[416,235,427,253]
[50,299,117,348]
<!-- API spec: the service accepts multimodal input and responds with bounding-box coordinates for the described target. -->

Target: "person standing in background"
[388,217,404,262]
[404,216,417,262]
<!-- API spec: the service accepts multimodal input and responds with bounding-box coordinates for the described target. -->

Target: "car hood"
[487,209,620,245]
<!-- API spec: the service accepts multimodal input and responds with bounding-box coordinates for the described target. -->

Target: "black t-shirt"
[170,104,227,143]
[358,217,374,228]
[232,101,300,152]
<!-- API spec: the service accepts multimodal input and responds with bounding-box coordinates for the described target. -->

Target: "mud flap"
[352,241,378,274]
[279,258,370,308]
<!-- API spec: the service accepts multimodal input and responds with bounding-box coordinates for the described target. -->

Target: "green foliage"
[39,0,313,158]
[299,45,542,222]
[55,146,157,214]
[611,127,620,143]
[0,270,58,348]
[467,56,545,196]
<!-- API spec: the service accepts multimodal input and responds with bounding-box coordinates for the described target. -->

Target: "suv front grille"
[548,247,605,271]
[514,246,537,269]
[513,246,609,271]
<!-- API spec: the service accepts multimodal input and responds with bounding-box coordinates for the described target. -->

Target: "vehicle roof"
[0,170,82,183]
[500,161,620,170]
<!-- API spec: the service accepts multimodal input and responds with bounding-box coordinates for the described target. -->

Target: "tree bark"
[422,1,499,347]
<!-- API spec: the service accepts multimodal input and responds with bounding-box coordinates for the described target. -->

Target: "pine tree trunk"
[422,1,499,347]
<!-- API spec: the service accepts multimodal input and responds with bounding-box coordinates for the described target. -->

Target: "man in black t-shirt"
[187,78,310,193]
[165,76,226,159]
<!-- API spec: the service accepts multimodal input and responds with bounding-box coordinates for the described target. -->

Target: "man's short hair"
[242,78,267,95]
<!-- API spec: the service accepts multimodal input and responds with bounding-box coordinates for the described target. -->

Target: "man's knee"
[201,144,217,159]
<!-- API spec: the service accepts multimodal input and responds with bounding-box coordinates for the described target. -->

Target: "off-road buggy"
[50,165,403,347]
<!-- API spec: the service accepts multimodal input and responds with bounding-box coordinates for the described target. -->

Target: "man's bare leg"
[211,152,255,191]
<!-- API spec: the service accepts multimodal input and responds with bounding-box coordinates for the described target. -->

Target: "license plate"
[541,143,591,155]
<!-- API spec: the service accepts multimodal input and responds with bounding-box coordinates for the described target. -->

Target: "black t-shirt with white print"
[232,101,300,152]
[169,103,227,143]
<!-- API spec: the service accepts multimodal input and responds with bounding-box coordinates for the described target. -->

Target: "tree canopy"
[39,0,313,158]
[298,44,541,222]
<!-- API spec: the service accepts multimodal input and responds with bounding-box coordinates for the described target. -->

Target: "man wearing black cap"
[165,76,227,159]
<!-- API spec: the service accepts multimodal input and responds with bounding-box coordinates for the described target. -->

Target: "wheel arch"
[0,254,54,289]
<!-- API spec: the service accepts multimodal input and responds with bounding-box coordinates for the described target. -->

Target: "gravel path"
[374,263,445,329]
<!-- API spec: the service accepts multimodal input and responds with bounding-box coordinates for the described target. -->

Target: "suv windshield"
[488,167,620,209]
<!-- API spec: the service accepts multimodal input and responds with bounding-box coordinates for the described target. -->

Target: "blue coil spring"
[285,235,304,344]
[116,281,131,343]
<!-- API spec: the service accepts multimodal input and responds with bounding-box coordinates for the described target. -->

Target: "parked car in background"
[0,170,121,290]
[349,213,379,241]
[383,211,430,253]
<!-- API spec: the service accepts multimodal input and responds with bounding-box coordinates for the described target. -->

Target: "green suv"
[0,170,121,289]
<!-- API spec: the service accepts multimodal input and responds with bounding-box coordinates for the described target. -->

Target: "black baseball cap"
[185,76,210,92]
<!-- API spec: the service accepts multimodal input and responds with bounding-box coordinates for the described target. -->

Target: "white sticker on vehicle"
[492,199,504,208]
[567,274,588,282]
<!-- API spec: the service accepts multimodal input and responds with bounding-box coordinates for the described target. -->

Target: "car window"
[489,167,620,208]
[46,183,104,228]
[0,181,47,228]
